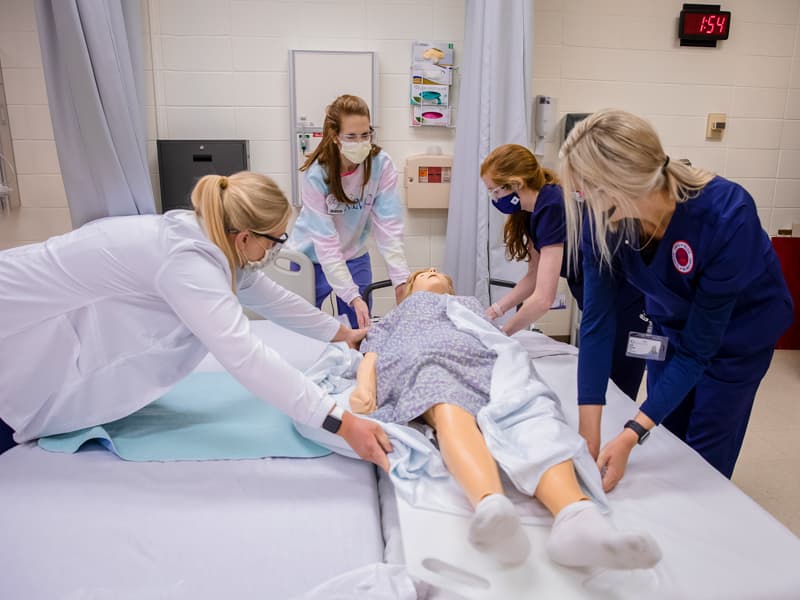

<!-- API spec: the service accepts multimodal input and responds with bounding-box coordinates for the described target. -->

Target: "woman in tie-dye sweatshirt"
[287,95,410,329]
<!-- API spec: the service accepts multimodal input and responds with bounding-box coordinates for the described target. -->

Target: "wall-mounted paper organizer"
[410,41,455,128]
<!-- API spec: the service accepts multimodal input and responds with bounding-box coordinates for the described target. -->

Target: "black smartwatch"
[322,406,344,434]
[624,419,650,445]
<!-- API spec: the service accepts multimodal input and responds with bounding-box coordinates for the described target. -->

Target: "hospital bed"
[0,321,387,600]
[2,321,799,599]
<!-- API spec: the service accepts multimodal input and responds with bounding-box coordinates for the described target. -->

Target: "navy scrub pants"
[646,345,775,478]
[313,253,373,329]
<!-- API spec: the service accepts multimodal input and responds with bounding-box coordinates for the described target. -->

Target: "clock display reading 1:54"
[680,10,731,40]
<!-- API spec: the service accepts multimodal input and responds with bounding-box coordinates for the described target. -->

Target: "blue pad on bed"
[38,372,331,461]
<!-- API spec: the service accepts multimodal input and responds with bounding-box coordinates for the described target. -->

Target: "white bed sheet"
[0,321,385,600]
[397,334,800,599]
[535,352,800,599]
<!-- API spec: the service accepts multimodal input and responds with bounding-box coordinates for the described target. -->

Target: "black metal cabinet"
[157,140,249,212]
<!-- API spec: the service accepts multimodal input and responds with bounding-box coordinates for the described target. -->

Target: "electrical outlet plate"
[706,113,726,140]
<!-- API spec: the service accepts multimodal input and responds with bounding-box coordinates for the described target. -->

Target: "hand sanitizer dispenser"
[405,149,452,209]
[534,95,556,156]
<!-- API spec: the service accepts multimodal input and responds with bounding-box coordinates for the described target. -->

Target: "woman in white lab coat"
[0,172,391,469]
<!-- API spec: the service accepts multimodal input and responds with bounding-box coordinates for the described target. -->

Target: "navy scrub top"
[528,184,640,312]
[527,184,581,300]
[578,176,794,424]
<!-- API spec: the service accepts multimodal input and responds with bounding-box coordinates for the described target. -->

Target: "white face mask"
[245,243,281,271]
[339,140,372,164]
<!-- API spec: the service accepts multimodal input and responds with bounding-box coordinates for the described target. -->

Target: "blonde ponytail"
[191,171,292,291]
[559,109,715,271]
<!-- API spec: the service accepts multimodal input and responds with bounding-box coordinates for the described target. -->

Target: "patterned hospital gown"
[359,291,497,424]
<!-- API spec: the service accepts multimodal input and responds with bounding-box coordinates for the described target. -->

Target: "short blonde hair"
[191,171,291,290]
[559,109,714,270]
[402,269,455,301]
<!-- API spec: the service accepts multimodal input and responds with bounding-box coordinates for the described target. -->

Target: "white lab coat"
[0,211,341,442]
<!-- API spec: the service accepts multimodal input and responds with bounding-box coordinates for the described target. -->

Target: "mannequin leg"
[422,403,502,507]
[423,403,530,565]
[534,460,589,516]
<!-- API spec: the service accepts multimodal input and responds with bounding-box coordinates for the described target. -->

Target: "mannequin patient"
[351,268,661,570]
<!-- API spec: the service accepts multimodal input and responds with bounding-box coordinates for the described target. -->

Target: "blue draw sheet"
[38,372,331,461]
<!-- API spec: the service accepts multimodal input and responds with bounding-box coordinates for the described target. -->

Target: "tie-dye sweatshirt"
[288,151,410,305]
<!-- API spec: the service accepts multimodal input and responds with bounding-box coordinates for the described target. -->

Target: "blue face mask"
[491,190,522,214]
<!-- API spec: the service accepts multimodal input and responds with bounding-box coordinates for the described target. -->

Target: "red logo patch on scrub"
[672,240,694,274]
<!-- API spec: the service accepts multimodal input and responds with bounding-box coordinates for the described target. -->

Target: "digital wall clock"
[679,4,731,47]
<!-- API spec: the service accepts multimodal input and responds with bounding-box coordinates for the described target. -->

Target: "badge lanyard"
[626,312,668,361]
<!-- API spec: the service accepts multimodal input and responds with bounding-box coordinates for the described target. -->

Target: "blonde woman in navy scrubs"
[560,109,793,491]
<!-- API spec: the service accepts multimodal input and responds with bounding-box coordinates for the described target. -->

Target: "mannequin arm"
[350,352,378,414]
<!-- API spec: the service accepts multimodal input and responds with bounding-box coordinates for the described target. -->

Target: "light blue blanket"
[38,372,331,461]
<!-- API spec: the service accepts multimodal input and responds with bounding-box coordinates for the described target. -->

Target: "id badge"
[625,332,668,361]
[326,194,344,215]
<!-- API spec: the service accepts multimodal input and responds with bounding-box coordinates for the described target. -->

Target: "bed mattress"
[397,337,800,599]
[0,321,385,600]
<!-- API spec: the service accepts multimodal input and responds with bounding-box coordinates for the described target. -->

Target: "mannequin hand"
[596,430,637,492]
[338,412,392,472]
[394,284,406,305]
[350,297,371,329]
[349,385,377,414]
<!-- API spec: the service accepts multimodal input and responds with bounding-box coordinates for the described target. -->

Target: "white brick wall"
[4,0,800,334]
[534,0,800,240]
[0,0,70,246]
[531,0,800,334]
[146,0,464,317]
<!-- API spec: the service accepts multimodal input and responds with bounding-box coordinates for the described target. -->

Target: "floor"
[732,350,800,536]
[2,206,798,537]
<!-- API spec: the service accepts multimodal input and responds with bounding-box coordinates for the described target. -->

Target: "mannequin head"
[402,268,455,300]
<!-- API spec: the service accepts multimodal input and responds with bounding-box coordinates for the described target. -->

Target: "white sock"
[546,500,662,570]
[468,494,531,567]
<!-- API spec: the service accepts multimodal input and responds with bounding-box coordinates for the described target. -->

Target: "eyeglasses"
[253,231,289,245]
[339,128,374,143]
[486,184,512,201]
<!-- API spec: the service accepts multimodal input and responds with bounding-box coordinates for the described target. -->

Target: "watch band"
[624,419,650,444]
[322,405,345,434]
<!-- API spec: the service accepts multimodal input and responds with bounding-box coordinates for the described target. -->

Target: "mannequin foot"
[468,494,530,567]
[547,500,661,570]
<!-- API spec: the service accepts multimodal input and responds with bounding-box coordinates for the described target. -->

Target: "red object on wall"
[772,237,800,350]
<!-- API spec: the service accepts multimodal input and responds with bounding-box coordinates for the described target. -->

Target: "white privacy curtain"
[444,0,534,304]
[35,0,155,228]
